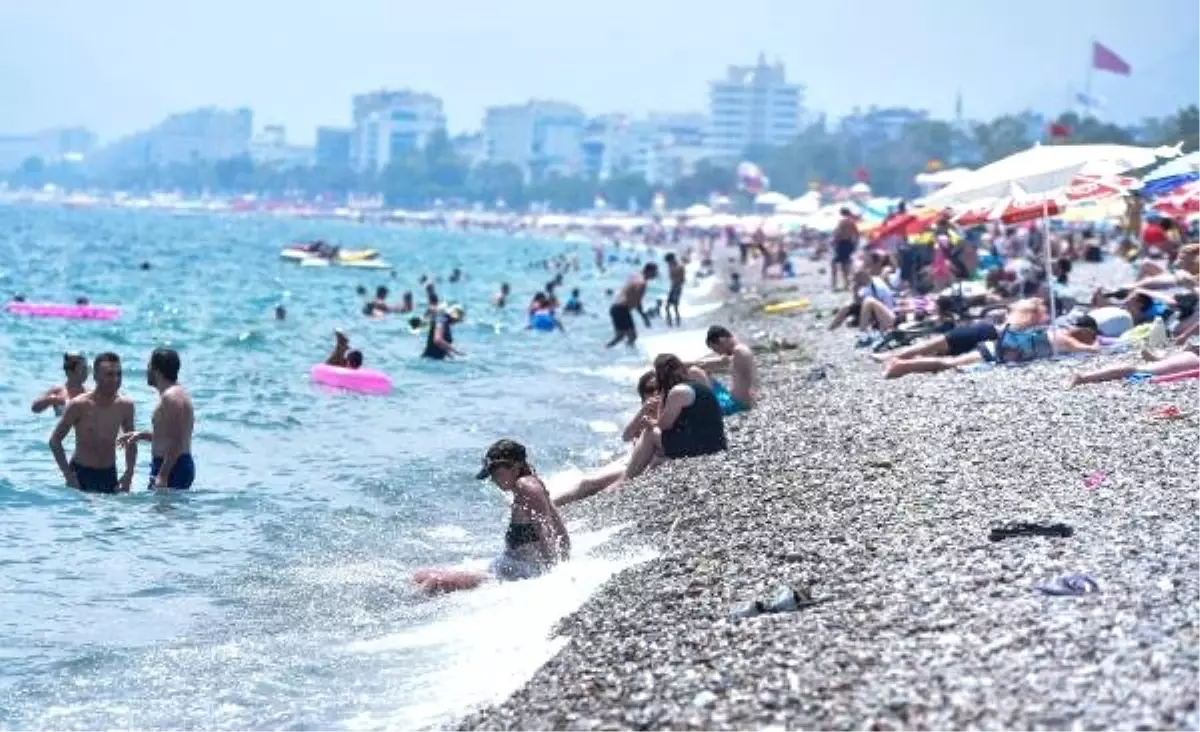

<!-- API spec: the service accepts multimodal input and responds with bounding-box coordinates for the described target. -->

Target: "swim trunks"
[944,322,999,356]
[489,552,546,581]
[666,283,684,306]
[609,304,635,333]
[833,240,856,265]
[148,453,195,490]
[711,380,750,416]
[69,459,119,493]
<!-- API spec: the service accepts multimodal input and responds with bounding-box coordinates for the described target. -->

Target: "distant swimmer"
[664,252,686,327]
[544,283,560,311]
[605,262,658,348]
[140,261,152,271]
[48,352,137,493]
[326,329,351,366]
[527,294,565,333]
[396,291,415,314]
[492,283,511,308]
[12,294,26,303]
[75,296,89,305]
[425,283,440,317]
[563,288,583,314]
[422,304,465,360]
[32,351,89,416]
[413,440,569,594]
[363,286,390,317]
[274,304,286,320]
[449,267,462,284]
[117,349,196,491]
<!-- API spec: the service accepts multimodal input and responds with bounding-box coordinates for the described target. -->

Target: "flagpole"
[1084,37,1095,117]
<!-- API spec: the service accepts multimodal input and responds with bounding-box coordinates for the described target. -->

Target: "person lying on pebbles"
[553,372,661,507]
[877,298,1101,379]
[1068,343,1200,387]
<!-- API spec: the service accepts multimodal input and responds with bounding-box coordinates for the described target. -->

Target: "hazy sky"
[1,0,1197,145]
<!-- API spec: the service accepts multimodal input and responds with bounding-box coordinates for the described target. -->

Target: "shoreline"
[455,260,1199,730]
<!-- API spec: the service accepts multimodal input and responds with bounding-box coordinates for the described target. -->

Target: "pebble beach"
[458,259,1200,731]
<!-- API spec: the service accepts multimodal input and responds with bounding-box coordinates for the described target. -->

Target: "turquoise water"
[0,207,666,730]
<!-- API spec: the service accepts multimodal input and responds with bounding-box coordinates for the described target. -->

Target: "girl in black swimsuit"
[413,440,570,594]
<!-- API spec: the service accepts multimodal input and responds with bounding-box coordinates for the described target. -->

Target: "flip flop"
[988,522,1074,542]
[1035,573,1100,596]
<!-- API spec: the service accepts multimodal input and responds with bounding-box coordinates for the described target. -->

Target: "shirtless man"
[326,329,350,366]
[605,262,658,348]
[48,352,137,493]
[692,325,758,415]
[118,349,196,490]
[664,253,686,327]
[32,351,89,416]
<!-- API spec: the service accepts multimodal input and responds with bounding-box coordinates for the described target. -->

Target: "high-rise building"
[707,54,803,158]
[629,113,709,185]
[0,126,96,172]
[249,125,314,168]
[483,100,585,181]
[581,114,635,180]
[350,90,446,172]
[93,107,253,170]
[315,127,353,168]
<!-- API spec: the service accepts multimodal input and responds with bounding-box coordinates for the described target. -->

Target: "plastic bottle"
[1148,316,1168,349]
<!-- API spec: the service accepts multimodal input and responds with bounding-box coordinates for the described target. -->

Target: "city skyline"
[1,0,1197,145]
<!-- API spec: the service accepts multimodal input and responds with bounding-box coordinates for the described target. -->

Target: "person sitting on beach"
[326,330,351,367]
[553,371,662,507]
[879,298,1100,379]
[414,440,569,594]
[689,326,758,416]
[605,262,658,348]
[32,351,90,416]
[609,354,728,488]
[1068,342,1199,387]
[422,304,465,360]
[492,283,511,308]
[563,288,583,314]
[828,269,897,332]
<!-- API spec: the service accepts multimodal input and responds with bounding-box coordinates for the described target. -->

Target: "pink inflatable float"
[5,302,120,320]
[1152,369,1200,384]
[309,363,393,394]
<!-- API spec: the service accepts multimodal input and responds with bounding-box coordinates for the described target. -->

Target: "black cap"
[475,439,527,479]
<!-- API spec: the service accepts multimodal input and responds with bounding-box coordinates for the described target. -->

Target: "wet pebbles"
[457,260,1199,731]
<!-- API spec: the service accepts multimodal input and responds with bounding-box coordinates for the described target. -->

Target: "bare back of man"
[728,342,759,406]
[606,266,657,348]
[149,385,195,490]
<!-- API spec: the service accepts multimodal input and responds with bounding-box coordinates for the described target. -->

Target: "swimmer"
[414,440,569,594]
[48,352,137,493]
[492,283,511,308]
[326,330,351,366]
[12,293,26,302]
[664,252,685,326]
[139,261,152,271]
[395,291,415,314]
[422,304,465,359]
[355,285,368,297]
[527,294,565,333]
[75,296,89,305]
[449,267,462,284]
[274,304,286,320]
[117,349,196,491]
[32,351,90,416]
[364,286,390,317]
[563,288,583,314]
[345,350,364,369]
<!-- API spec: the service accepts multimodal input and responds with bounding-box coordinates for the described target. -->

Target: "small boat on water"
[281,242,390,269]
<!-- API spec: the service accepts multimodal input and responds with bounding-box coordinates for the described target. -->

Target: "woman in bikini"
[414,440,570,594]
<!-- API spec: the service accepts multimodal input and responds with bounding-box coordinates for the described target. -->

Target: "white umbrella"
[777,192,821,215]
[753,191,789,207]
[684,203,712,217]
[923,143,1174,208]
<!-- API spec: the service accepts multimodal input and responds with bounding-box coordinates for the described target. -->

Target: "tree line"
[8,106,1197,211]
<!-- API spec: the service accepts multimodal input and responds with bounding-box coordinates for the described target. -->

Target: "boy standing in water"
[664,252,686,327]
[32,352,89,416]
[48,352,137,493]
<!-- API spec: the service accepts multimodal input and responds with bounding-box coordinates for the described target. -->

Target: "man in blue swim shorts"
[118,349,196,490]
[690,326,758,416]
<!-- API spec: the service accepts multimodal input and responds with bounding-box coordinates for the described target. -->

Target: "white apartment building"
[707,54,803,158]
[629,113,709,186]
[92,107,253,171]
[249,125,314,168]
[351,90,446,172]
[483,100,585,181]
[582,114,637,180]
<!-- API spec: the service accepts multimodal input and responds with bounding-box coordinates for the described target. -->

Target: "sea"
[0,206,717,730]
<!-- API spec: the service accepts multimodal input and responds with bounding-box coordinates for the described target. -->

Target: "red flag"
[1048,122,1071,139]
[854,167,870,183]
[1092,41,1131,76]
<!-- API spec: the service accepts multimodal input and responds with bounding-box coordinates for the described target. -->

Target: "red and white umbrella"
[1152,181,1200,217]
[952,173,1135,226]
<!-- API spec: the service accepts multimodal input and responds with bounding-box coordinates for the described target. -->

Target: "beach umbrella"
[777,192,821,215]
[684,203,712,217]
[922,143,1176,208]
[753,191,790,207]
[1152,182,1200,217]
[1140,151,1200,196]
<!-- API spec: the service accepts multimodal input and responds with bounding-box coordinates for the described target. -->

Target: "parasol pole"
[1044,192,1057,357]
